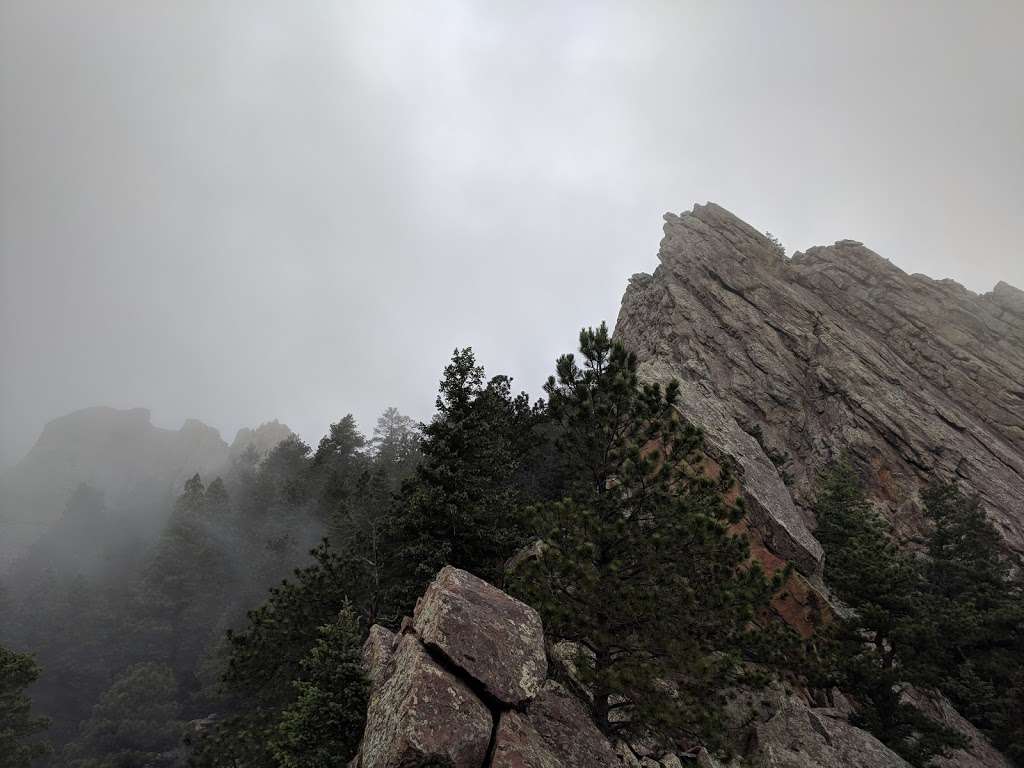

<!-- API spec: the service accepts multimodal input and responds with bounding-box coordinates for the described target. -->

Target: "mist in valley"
[2,3,1023,768]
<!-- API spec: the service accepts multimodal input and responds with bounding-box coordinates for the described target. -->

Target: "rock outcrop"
[747,696,913,768]
[354,566,621,768]
[356,567,935,768]
[615,203,1024,567]
[413,565,548,707]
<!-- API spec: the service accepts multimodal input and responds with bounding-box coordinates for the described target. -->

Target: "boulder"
[414,565,548,706]
[523,681,621,768]
[490,710,563,768]
[360,633,493,768]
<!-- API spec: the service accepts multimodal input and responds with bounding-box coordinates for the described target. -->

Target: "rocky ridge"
[615,203,1024,567]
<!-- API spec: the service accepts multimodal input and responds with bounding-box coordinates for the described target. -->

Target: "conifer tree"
[918,481,1024,760]
[0,644,50,768]
[191,544,375,768]
[387,348,534,603]
[814,462,967,766]
[369,407,421,486]
[271,602,368,768]
[513,323,778,749]
[61,662,182,768]
[138,474,234,675]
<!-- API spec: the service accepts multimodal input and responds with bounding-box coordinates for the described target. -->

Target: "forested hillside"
[2,323,1021,768]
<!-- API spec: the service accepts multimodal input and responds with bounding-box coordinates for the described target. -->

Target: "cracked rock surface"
[414,565,548,707]
[615,202,1024,565]
[355,567,618,768]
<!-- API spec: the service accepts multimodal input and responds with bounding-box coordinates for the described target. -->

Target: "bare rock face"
[750,697,913,768]
[361,625,395,692]
[360,633,493,768]
[414,565,548,707]
[491,709,565,768]
[903,689,1013,768]
[615,203,1024,565]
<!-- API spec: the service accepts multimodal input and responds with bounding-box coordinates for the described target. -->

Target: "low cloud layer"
[2,0,1021,467]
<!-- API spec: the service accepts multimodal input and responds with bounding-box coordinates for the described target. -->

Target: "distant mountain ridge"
[0,406,292,568]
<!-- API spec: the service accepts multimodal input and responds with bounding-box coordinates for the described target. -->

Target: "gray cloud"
[2,0,1022,467]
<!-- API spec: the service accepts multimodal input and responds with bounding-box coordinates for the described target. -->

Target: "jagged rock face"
[615,203,1024,563]
[902,688,1013,768]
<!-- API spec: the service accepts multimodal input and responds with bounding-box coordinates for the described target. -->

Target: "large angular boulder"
[360,633,493,768]
[413,565,548,706]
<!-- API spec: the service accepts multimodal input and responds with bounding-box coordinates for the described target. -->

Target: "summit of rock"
[616,202,1024,563]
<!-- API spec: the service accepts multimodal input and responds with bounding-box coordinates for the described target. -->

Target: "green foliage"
[369,407,421,485]
[916,482,1024,761]
[136,474,235,675]
[0,644,50,768]
[512,323,780,749]
[764,232,785,257]
[271,602,368,768]
[190,542,374,768]
[386,348,536,604]
[61,662,183,768]
[815,462,968,766]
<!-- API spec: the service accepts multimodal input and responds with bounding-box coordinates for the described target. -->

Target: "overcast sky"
[1,1,1022,468]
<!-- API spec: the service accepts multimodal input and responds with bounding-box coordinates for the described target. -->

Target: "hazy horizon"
[3,1,1023,469]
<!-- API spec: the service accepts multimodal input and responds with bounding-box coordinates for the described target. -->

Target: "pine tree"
[387,348,534,603]
[814,462,967,766]
[918,481,1024,760]
[369,407,421,486]
[136,474,234,677]
[512,323,778,750]
[0,644,50,768]
[61,662,183,768]
[271,602,368,768]
[191,544,375,768]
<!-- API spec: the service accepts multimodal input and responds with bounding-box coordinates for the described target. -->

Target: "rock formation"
[354,566,621,768]
[615,203,1024,567]
[354,567,941,768]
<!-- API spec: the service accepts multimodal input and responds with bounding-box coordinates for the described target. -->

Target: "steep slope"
[615,203,1024,566]
[0,406,292,568]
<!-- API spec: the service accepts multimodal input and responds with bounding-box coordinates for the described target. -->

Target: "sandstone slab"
[414,565,547,706]
[360,633,492,768]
